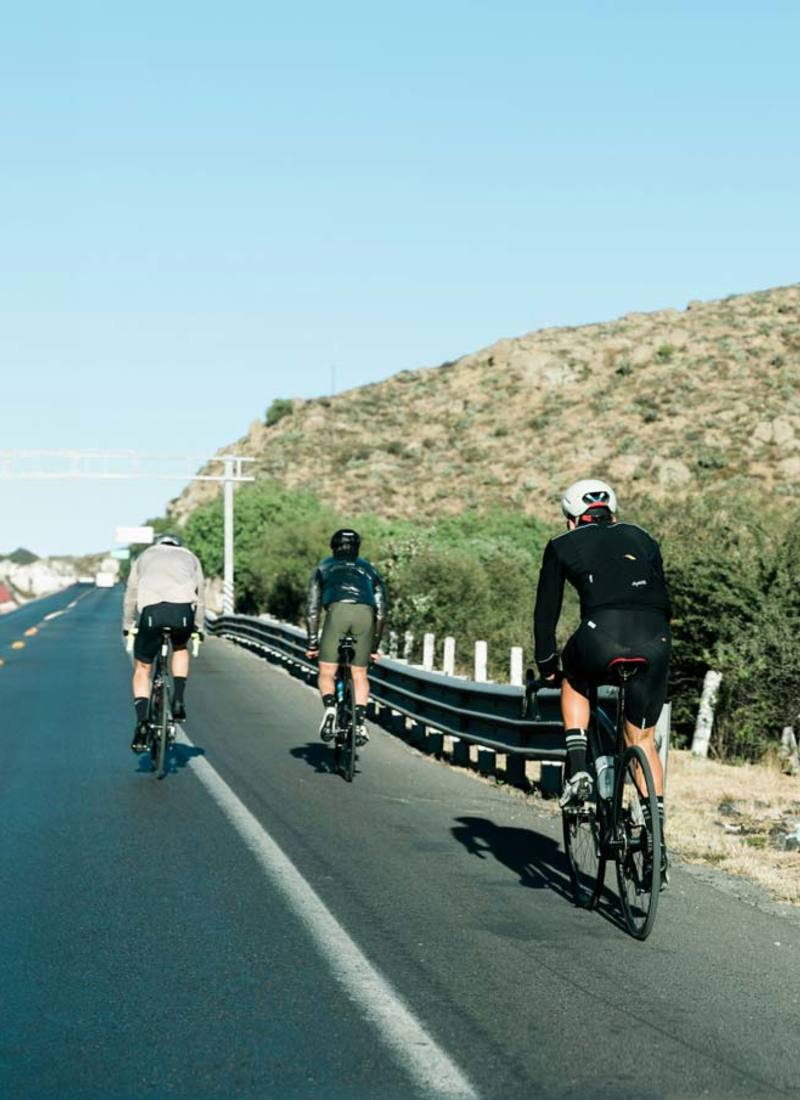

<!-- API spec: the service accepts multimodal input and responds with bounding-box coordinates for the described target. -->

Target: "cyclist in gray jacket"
[306,529,386,745]
[123,534,205,751]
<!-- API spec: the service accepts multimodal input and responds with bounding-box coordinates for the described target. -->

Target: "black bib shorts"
[134,602,194,664]
[561,609,671,729]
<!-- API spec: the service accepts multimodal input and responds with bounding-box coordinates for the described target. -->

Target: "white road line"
[177,728,479,1100]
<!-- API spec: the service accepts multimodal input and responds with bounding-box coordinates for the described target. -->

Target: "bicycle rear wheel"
[614,745,661,939]
[148,676,161,769]
[342,677,357,783]
[153,661,169,780]
[562,762,606,909]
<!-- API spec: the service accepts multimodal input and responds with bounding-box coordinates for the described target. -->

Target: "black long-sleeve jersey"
[306,555,387,649]
[533,521,672,677]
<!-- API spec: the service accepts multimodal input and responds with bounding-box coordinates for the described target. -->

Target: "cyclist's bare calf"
[315,659,371,706]
[132,649,189,699]
[560,677,664,796]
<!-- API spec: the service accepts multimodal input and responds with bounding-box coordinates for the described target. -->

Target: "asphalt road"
[2,587,799,1099]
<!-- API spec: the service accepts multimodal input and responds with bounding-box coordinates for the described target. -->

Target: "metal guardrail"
[207,613,620,767]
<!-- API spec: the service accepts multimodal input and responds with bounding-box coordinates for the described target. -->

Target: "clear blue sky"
[3,1,798,555]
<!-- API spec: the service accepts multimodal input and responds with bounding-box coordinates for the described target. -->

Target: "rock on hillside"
[170,283,800,523]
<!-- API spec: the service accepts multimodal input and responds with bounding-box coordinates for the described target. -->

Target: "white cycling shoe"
[355,723,369,747]
[319,707,336,742]
[559,770,593,808]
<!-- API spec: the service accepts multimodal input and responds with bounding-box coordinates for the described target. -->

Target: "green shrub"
[171,477,799,763]
[265,398,294,427]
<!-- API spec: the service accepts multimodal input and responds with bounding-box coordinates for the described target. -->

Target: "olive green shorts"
[319,601,375,666]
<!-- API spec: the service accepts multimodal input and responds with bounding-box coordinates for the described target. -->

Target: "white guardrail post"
[474,640,488,683]
[422,633,435,672]
[509,646,523,687]
[443,636,456,677]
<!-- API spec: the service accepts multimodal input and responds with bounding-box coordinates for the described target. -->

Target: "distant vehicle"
[95,572,116,588]
[78,575,95,585]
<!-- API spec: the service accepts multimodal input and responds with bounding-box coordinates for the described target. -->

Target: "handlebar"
[520,667,563,718]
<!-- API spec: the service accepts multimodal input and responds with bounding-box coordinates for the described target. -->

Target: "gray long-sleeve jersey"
[123,544,206,631]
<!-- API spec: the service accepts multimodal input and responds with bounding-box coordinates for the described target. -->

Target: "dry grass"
[172,282,800,525]
[445,743,800,906]
[667,749,800,903]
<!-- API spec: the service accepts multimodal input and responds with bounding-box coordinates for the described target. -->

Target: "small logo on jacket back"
[632,579,648,588]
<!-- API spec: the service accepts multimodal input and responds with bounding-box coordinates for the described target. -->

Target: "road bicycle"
[145,626,176,779]
[524,660,662,940]
[127,628,200,780]
[333,631,358,783]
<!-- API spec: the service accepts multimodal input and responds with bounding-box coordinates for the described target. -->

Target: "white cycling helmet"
[561,478,617,520]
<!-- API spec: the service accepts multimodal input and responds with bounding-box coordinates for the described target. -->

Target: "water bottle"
[595,755,615,800]
[336,679,344,704]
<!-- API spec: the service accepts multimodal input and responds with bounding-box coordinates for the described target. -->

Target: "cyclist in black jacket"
[533,479,672,871]
[306,529,387,745]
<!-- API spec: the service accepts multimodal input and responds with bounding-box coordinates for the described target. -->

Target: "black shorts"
[134,602,194,664]
[561,609,671,729]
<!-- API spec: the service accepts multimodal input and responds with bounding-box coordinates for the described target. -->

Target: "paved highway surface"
[2,587,799,1099]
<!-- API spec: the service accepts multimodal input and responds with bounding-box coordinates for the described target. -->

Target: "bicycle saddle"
[607,656,648,680]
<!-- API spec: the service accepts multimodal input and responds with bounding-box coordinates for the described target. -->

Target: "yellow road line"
[11,641,26,650]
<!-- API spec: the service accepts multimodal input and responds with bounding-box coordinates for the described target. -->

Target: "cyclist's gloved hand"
[194,630,204,642]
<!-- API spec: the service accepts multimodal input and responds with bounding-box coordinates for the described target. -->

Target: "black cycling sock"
[173,676,187,705]
[134,697,149,723]
[564,728,588,776]
[322,693,336,709]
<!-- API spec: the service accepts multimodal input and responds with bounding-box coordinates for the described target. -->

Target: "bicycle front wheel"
[614,745,661,940]
[562,771,605,909]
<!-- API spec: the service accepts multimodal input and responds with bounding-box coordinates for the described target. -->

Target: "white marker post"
[474,640,488,683]
[509,646,524,687]
[691,670,722,757]
[443,636,456,677]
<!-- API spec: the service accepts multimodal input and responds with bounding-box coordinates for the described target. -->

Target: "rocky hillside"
[171,283,800,523]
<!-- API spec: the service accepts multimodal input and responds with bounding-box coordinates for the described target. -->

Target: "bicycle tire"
[562,752,606,909]
[155,659,169,780]
[614,744,661,940]
[149,674,161,768]
[343,673,357,783]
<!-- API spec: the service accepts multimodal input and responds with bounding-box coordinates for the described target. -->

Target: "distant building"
[0,583,17,614]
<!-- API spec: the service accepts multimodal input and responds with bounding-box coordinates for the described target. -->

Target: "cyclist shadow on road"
[450,815,619,921]
[135,743,206,776]
[290,741,338,775]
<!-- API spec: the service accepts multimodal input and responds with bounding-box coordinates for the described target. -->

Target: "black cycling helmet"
[155,533,183,547]
[330,528,360,556]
